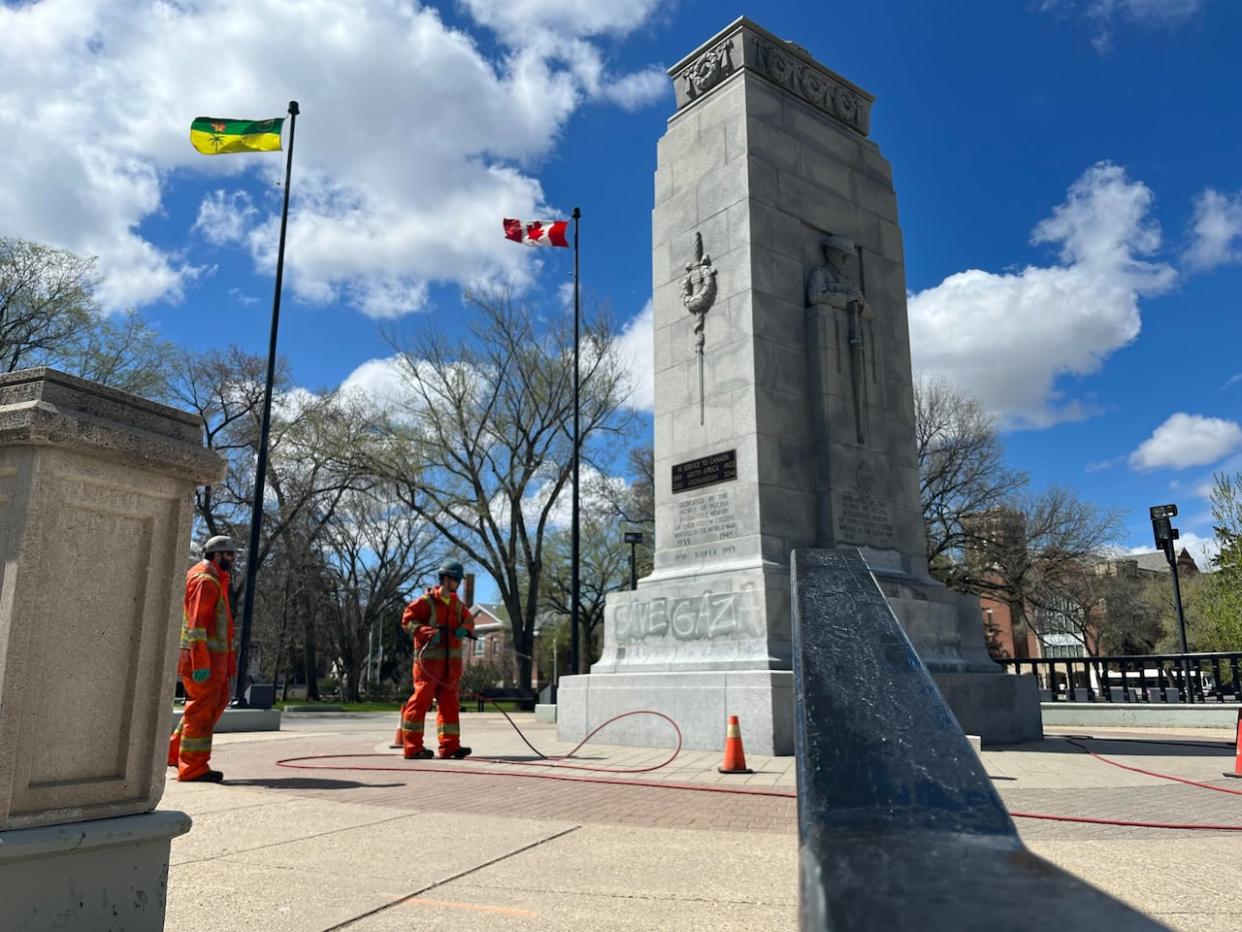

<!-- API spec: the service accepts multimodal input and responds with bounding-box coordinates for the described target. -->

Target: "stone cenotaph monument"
[558,18,1041,754]
[0,369,225,929]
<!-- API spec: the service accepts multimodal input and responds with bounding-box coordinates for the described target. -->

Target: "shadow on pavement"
[224,777,406,790]
[475,754,606,762]
[995,735,1235,757]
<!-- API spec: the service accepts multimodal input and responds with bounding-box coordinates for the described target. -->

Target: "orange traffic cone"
[718,715,754,775]
[1225,709,1242,780]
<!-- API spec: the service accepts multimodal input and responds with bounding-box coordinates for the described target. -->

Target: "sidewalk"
[159,713,1242,931]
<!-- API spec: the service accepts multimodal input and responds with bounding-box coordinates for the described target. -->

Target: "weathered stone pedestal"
[560,18,1041,753]
[0,368,225,929]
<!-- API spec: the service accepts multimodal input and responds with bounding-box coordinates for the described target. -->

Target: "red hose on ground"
[274,711,1242,831]
[293,639,1242,830]
[275,752,800,799]
[1008,811,1242,831]
[1062,738,1242,798]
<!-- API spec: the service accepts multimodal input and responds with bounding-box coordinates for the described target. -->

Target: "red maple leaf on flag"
[525,221,545,242]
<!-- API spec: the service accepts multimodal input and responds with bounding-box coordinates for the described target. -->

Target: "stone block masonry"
[560,17,1041,752]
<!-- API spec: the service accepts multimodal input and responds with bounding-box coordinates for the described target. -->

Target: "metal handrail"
[997,652,1242,703]
[791,548,1165,930]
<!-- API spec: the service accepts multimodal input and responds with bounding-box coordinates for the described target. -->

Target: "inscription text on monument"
[837,489,894,547]
[672,449,737,493]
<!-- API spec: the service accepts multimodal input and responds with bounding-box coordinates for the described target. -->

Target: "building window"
[1042,642,1085,659]
[474,638,484,657]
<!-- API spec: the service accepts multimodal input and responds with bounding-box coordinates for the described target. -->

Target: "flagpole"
[234,99,299,705]
[570,206,581,678]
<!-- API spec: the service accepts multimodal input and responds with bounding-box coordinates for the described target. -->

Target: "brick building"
[981,548,1200,660]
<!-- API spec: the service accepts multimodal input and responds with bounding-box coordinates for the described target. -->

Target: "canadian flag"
[503,218,570,248]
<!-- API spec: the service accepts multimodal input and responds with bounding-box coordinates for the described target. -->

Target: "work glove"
[454,626,470,639]
[427,628,442,646]
[192,668,210,683]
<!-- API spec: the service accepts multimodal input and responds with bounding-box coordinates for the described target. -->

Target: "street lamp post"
[624,530,643,591]
[1151,503,1194,699]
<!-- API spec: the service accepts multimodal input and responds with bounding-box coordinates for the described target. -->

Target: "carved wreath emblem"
[681,232,718,323]
[680,38,735,99]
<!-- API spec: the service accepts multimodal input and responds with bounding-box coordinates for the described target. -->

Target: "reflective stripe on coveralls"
[399,588,474,756]
[169,562,235,780]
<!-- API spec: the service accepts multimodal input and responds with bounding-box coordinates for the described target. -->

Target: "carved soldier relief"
[807,234,872,444]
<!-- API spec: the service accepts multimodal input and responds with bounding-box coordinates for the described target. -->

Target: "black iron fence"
[997,652,1242,703]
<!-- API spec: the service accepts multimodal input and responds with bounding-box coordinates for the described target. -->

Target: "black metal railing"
[997,652,1242,704]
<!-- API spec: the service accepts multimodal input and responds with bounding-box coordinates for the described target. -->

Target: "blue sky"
[2,0,1240,574]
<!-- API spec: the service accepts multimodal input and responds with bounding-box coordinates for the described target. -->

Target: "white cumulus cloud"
[909,162,1175,429]
[340,355,415,415]
[1128,413,1242,471]
[1036,0,1206,51]
[616,300,654,412]
[194,190,258,247]
[1184,188,1242,271]
[458,0,665,38]
[0,0,668,314]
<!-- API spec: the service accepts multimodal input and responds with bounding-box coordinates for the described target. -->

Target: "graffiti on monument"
[615,582,764,645]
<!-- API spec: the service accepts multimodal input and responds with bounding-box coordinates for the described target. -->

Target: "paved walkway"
[159,713,1242,931]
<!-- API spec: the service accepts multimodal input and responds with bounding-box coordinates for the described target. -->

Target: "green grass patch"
[273,699,530,713]
[274,700,403,713]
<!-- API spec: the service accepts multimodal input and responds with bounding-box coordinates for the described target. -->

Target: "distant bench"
[473,689,536,713]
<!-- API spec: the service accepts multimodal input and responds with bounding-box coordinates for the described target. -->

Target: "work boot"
[441,746,472,760]
[181,769,224,783]
[404,748,434,760]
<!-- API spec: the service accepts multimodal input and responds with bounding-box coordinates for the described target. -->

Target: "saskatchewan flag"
[190,117,283,155]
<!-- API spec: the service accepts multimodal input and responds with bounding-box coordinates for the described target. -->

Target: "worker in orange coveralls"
[167,535,237,782]
[397,560,479,760]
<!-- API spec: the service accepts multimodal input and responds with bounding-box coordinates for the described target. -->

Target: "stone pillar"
[0,368,225,929]
[559,17,1040,752]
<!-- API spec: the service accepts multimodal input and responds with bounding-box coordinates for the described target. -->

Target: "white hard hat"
[204,535,237,555]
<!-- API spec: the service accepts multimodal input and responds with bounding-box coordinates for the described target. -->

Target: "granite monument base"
[0,810,190,931]
[932,672,1043,745]
[557,669,795,756]
[872,565,1044,744]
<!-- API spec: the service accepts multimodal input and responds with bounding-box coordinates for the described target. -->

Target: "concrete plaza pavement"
[159,712,1242,931]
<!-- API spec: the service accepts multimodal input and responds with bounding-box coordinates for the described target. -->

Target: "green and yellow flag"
[190,117,284,155]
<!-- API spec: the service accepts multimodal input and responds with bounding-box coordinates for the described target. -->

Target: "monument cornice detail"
[666,17,874,137]
[675,37,736,102]
[752,38,869,135]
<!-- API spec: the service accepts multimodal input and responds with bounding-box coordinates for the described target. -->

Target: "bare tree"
[958,488,1123,650]
[375,290,633,690]
[0,238,96,373]
[173,348,377,574]
[173,352,384,688]
[915,374,1026,574]
[63,308,174,399]
[539,514,631,670]
[170,346,272,541]
[318,486,442,701]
